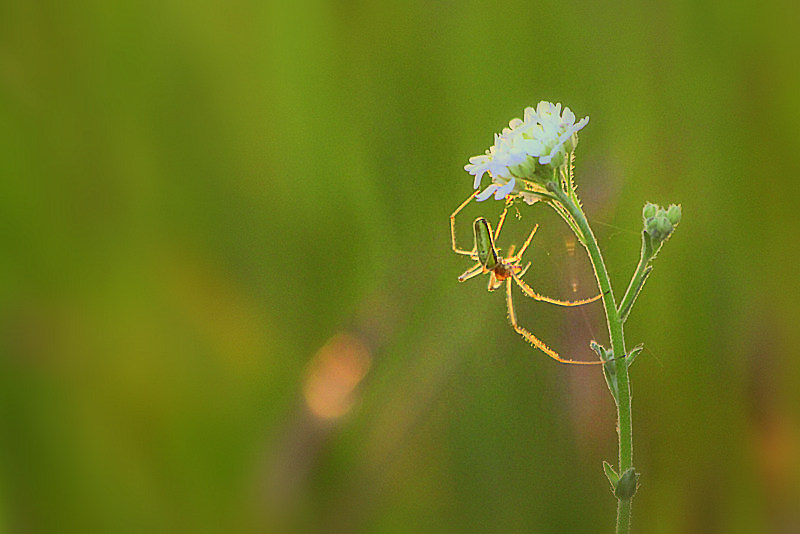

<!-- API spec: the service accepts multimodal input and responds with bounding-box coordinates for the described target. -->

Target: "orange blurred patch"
[303,333,371,420]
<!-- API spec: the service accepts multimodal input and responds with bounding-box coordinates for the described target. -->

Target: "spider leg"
[512,273,602,307]
[512,224,539,261]
[492,199,512,241]
[450,190,480,256]
[458,262,485,282]
[505,279,603,365]
[487,271,504,291]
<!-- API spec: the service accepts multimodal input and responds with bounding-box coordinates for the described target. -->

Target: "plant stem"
[617,256,652,324]
[548,183,633,533]
[618,230,661,324]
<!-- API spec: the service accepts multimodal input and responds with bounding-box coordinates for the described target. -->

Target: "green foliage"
[0,0,798,532]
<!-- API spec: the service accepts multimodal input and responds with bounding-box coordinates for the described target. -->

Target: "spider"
[450,190,604,365]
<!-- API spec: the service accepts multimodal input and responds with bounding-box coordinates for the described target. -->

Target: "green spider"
[450,190,603,365]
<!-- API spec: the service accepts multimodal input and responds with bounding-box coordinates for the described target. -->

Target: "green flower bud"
[614,467,640,500]
[644,217,660,237]
[667,204,682,226]
[655,213,673,236]
[643,204,680,243]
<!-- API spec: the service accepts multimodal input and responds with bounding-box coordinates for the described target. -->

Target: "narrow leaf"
[626,345,644,367]
[603,461,620,491]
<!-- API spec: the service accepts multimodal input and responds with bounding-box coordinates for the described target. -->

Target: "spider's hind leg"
[504,279,602,365]
[512,273,602,307]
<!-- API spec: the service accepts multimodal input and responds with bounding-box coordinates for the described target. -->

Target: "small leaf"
[594,341,619,402]
[603,461,619,491]
[626,345,644,368]
[602,361,619,403]
[589,340,608,361]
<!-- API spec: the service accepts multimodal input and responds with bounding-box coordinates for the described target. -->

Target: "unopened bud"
[655,213,673,236]
[614,467,640,500]
[667,204,682,226]
[644,217,660,238]
[644,205,678,242]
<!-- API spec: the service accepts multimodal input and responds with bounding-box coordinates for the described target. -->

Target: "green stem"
[547,183,633,533]
[618,230,663,324]
[547,200,586,245]
[617,500,632,533]
[617,257,652,324]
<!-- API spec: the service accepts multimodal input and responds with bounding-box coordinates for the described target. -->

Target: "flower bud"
[643,203,681,243]
[667,204,682,226]
[655,213,673,236]
[614,467,640,500]
[644,217,660,238]
[645,216,667,241]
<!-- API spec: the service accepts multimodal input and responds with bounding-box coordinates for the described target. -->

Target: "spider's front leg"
[492,198,513,241]
[458,262,485,282]
[450,191,479,257]
[511,223,539,262]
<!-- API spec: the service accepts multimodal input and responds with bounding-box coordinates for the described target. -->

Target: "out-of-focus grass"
[0,0,799,532]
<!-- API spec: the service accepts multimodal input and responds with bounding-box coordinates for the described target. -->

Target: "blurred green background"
[1,1,799,532]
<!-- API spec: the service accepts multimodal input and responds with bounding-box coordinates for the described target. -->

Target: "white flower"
[464,101,589,198]
[519,101,589,165]
[464,130,525,188]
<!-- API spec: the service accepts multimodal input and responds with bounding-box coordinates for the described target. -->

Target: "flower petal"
[494,178,516,200]
[562,107,576,126]
[508,118,523,129]
[475,184,499,202]
[472,169,486,189]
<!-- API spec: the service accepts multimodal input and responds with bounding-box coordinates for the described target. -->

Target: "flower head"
[464,101,589,199]
[520,101,589,166]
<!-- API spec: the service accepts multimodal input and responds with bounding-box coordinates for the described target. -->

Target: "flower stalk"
[458,101,680,533]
